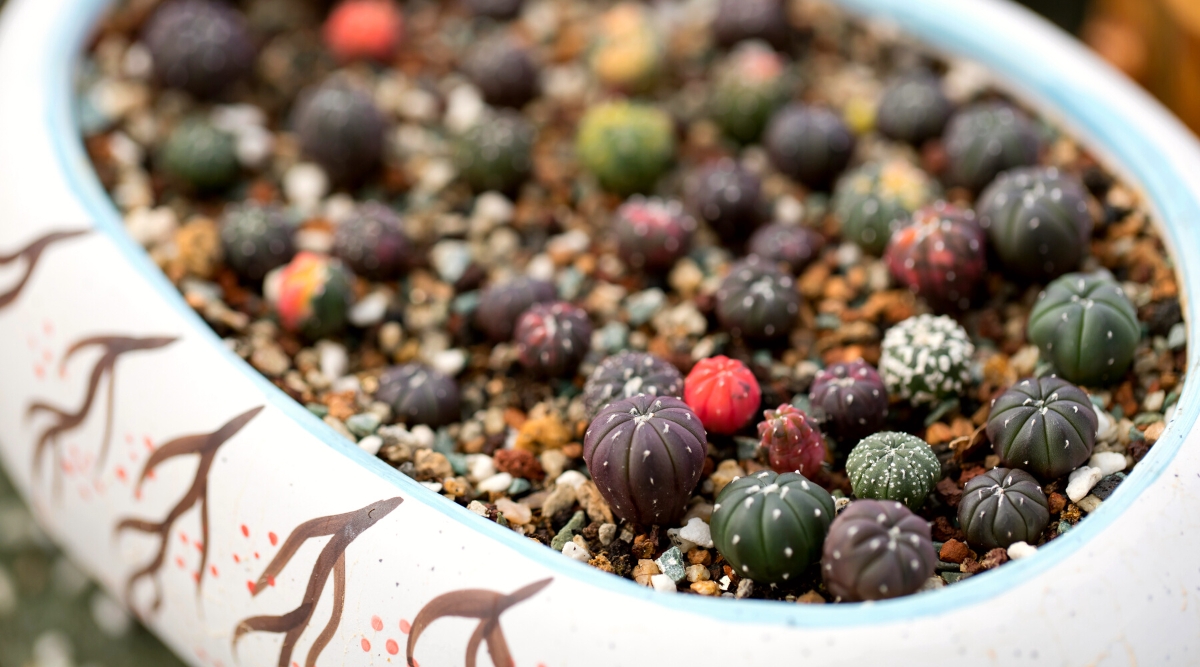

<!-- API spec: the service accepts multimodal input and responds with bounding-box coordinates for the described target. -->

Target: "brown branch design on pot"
[27,335,178,496]
[406,577,553,667]
[115,405,264,616]
[0,229,89,311]
[233,496,404,667]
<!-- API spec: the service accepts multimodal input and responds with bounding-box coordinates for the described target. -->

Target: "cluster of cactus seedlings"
[85,0,1182,607]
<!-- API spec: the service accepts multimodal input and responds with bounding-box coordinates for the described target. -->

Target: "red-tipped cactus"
[613,196,696,272]
[884,202,986,312]
[684,356,761,435]
[584,395,707,525]
[808,360,888,443]
[514,301,592,378]
[265,252,354,340]
[758,404,827,477]
[821,499,937,601]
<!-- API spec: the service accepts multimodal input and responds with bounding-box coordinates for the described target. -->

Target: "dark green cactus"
[219,203,296,282]
[958,467,1050,550]
[832,159,940,255]
[710,42,789,144]
[454,112,537,194]
[845,432,940,510]
[1027,272,1140,386]
[576,101,675,195]
[710,470,836,584]
[764,104,855,191]
[987,376,1098,479]
[977,167,1094,281]
[876,72,953,146]
[161,118,239,192]
[879,314,975,405]
[714,256,800,339]
[943,102,1041,191]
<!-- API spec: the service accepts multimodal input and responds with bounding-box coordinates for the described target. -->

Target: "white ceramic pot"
[1,0,1198,665]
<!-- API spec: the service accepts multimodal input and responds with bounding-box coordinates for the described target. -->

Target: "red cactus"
[323,0,404,63]
[758,404,827,477]
[884,202,986,312]
[683,356,761,435]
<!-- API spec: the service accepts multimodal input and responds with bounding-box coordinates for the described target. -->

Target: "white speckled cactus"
[880,314,975,405]
[845,431,941,510]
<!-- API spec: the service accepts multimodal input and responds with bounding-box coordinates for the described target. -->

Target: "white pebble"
[430,240,473,283]
[410,425,436,449]
[235,125,275,169]
[420,481,443,494]
[32,631,73,667]
[1066,466,1103,502]
[284,163,329,210]
[444,84,485,134]
[349,290,391,327]
[123,206,177,246]
[473,191,514,226]
[562,541,591,562]
[91,591,132,638]
[357,435,383,456]
[121,43,153,79]
[835,242,863,270]
[555,470,588,491]
[1006,541,1038,560]
[316,341,349,381]
[650,574,678,594]
[1089,451,1127,476]
[467,500,489,516]
[774,195,803,224]
[1077,494,1103,513]
[598,523,618,546]
[466,454,497,483]
[1143,390,1166,413]
[666,527,696,553]
[428,349,468,377]
[495,497,532,525]
[1094,405,1118,443]
[477,472,515,493]
[416,159,457,194]
[0,565,15,617]
[679,516,714,549]
[526,253,556,281]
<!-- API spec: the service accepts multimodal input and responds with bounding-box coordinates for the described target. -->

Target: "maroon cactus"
[808,360,888,443]
[747,222,825,274]
[583,351,685,416]
[613,196,696,271]
[332,202,412,281]
[884,202,986,312]
[514,301,592,378]
[821,499,937,602]
[583,395,707,525]
[715,256,800,339]
[758,404,827,478]
[474,276,557,342]
[684,159,766,245]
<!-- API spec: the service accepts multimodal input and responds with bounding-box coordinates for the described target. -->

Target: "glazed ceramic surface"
[1,0,1199,665]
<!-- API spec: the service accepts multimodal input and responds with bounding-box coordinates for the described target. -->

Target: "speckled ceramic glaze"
[1,0,1199,665]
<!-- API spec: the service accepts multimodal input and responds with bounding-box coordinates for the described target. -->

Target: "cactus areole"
[583,395,707,525]
[684,356,762,435]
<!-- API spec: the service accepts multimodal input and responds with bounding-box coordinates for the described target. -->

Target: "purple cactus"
[514,301,592,378]
[142,0,255,98]
[808,360,888,442]
[332,202,413,281]
[474,276,557,342]
[685,159,766,245]
[613,196,696,271]
[463,35,539,109]
[583,395,707,525]
[583,351,685,416]
[292,78,386,184]
[747,222,825,274]
[821,499,937,601]
[376,364,462,428]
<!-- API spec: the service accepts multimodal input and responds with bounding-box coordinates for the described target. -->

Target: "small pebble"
[349,290,391,327]
[466,454,497,482]
[317,341,349,381]
[541,483,577,518]
[918,576,945,592]
[357,435,383,456]
[633,559,660,586]
[651,574,679,594]
[540,449,568,480]
[550,511,586,551]
[429,348,468,377]
[495,497,532,525]
[1066,466,1104,502]
[685,564,710,583]
[1077,494,1103,513]
[90,591,133,638]
[477,472,515,494]
[1089,451,1127,476]
[678,516,714,548]
[431,240,473,283]
[555,470,588,490]
[598,523,618,546]
[655,546,687,583]
[1143,390,1165,413]
[1006,541,1038,560]
[562,541,591,562]
[735,579,755,599]
[690,580,720,596]
[345,412,381,437]
[32,631,73,667]
[283,162,329,210]
[1094,405,1118,443]
[1168,322,1186,350]
[467,500,489,516]
[666,527,696,553]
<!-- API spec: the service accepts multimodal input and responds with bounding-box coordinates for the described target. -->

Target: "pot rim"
[39,0,1200,627]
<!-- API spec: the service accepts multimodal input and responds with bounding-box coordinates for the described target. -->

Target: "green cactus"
[576,101,676,195]
[958,467,1050,550]
[710,470,835,584]
[832,159,941,254]
[1027,272,1140,386]
[845,431,940,511]
[880,314,975,405]
[161,117,239,192]
[710,42,789,144]
[987,375,1098,479]
[454,111,537,193]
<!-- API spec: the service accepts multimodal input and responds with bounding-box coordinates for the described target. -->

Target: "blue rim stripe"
[42,0,1199,628]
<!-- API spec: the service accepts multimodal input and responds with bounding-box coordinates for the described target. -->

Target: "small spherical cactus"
[292,78,386,184]
[821,499,937,602]
[161,118,239,192]
[474,276,557,342]
[711,0,790,50]
[875,72,953,146]
[845,432,940,510]
[880,314,975,405]
[987,376,1098,479]
[265,252,354,340]
[514,301,592,377]
[332,202,412,281]
[220,203,296,282]
[832,158,941,255]
[583,395,707,525]
[1027,273,1140,386]
[589,3,664,93]
[977,167,1094,281]
[765,105,856,191]
[711,42,789,144]
[758,405,827,477]
[746,223,824,274]
[463,36,539,109]
[710,470,835,583]
[322,0,404,63]
[453,111,536,193]
[613,196,696,272]
[576,101,675,195]
[714,256,800,339]
[463,0,523,19]
[808,360,888,443]
[943,102,1041,191]
[142,0,255,98]
[376,364,461,428]
[958,468,1050,550]
[584,352,685,416]
[884,202,987,311]
[683,355,761,435]
[684,159,765,244]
